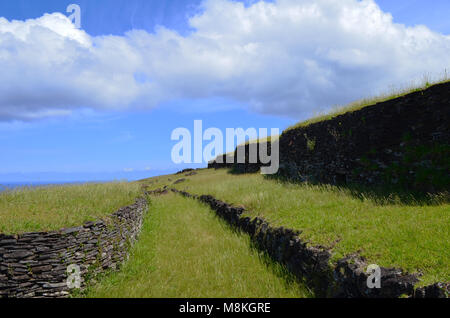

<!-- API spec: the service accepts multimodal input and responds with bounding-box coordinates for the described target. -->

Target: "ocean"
[0,182,85,192]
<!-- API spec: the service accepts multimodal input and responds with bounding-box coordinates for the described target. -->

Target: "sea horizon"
[0,167,194,192]
[0,181,103,191]
[0,179,150,192]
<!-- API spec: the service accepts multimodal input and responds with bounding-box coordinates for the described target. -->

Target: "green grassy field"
[0,182,141,234]
[144,169,449,287]
[1,166,447,294]
[85,193,310,298]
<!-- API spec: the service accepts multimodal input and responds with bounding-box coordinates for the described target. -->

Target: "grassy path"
[164,169,449,286]
[85,193,310,298]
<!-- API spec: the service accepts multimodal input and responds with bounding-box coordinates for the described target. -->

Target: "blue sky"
[0,0,449,183]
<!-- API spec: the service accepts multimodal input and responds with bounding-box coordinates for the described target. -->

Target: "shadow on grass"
[209,212,314,298]
[249,243,315,298]
[271,176,449,206]
[221,167,449,206]
[331,182,449,206]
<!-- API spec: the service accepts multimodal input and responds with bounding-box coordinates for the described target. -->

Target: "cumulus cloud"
[0,13,147,121]
[1,0,449,121]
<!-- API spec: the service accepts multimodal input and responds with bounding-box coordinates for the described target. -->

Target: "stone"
[31,265,53,274]
[4,251,33,259]
[60,227,84,235]
[0,239,17,246]
[0,197,147,298]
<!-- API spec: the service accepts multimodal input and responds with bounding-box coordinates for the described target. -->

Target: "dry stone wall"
[208,143,273,174]
[209,82,450,192]
[278,82,450,192]
[0,197,147,298]
[170,188,448,298]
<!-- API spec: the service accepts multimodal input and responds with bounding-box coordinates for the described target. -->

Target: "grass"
[143,168,450,287]
[285,72,450,131]
[0,182,141,234]
[211,74,450,165]
[238,135,279,147]
[85,193,310,298]
[2,166,446,293]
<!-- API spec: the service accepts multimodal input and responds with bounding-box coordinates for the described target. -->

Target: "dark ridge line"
[165,188,448,298]
[208,81,450,193]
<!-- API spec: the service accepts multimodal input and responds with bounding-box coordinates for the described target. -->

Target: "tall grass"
[85,193,310,298]
[0,182,141,234]
[166,169,450,286]
[287,71,450,131]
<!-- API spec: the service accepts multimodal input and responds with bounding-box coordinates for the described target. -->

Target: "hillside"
[210,81,450,193]
[140,169,449,295]
[0,165,447,298]
[1,81,448,298]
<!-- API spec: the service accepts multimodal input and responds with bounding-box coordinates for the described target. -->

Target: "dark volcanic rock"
[0,198,147,298]
[209,82,450,192]
[171,188,446,298]
[173,178,186,185]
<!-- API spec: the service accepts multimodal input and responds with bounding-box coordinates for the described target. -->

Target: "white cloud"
[1,0,449,121]
[0,13,147,121]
